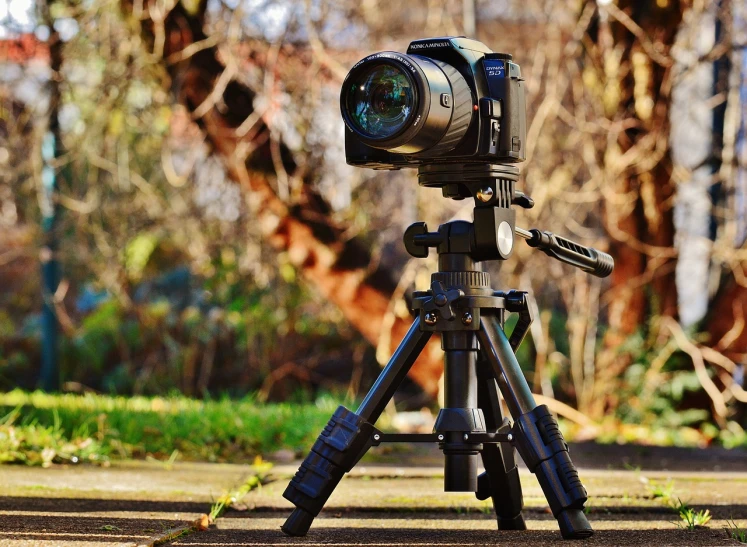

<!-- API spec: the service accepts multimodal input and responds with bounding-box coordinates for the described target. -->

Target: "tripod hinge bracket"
[503,290,527,312]
[499,290,533,352]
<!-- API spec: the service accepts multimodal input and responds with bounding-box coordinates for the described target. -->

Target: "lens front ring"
[344,61,416,140]
[341,52,430,150]
[342,51,464,154]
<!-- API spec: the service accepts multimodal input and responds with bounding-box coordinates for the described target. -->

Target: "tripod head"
[404,163,614,278]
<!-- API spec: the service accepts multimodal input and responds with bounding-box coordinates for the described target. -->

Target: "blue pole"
[39,130,59,392]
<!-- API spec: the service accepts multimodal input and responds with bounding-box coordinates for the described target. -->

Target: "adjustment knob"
[512,191,534,209]
[421,281,463,321]
[403,222,429,258]
[403,222,444,258]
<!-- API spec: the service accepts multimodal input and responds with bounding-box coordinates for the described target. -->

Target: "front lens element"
[345,63,415,139]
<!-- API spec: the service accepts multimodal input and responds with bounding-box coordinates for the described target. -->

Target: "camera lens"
[344,63,415,139]
[341,52,472,156]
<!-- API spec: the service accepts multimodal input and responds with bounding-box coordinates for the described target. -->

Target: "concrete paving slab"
[2,449,747,547]
[170,513,746,546]
[0,512,174,546]
[0,461,250,502]
[249,469,747,511]
[0,462,251,547]
[179,465,747,547]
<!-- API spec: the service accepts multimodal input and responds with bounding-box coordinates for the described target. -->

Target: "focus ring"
[417,60,472,156]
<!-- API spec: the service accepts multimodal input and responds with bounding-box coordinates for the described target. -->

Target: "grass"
[727,519,747,543]
[647,479,675,501]
[671,498,712,530]
[0,389,355,465]
[209,457,273,521]
[644,478,712,530]
[0,407,109,466]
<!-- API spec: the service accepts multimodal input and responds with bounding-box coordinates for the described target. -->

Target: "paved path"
[0,461,246,546]
[1,451,747,546]
[175,466,747,547]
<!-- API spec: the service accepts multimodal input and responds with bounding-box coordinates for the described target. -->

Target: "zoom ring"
[417,59,473,156]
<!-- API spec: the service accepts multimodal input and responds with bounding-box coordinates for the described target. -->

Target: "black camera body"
[341,37,526,169]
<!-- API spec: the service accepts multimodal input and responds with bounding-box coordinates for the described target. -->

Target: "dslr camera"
[341,36,526,169]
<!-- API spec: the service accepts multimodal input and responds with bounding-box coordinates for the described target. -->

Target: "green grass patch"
[0,407,109,466]
[0,390,351,465]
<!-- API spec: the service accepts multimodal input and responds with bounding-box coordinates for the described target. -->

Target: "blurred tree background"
[1,0,747,447]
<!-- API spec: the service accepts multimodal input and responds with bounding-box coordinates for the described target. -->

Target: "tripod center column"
[433,253,488,492]
[443,333,478,410]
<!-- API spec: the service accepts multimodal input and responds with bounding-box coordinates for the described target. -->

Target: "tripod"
[281,164,613,540]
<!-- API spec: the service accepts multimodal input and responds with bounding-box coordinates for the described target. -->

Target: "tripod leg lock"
[512,405,588,516]
[283,405,377,519]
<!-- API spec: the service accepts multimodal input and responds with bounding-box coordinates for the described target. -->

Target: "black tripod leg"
[478,313,593,540]
[475,358,526,530]
[282,317,432,536]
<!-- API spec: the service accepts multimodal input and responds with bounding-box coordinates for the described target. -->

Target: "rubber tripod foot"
[557,509,593,540]
[281,507,314,537]
[497,514,527,530]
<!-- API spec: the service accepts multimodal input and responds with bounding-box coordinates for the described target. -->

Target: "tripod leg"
[282,317,432,536]
[478,313,593,540]
[475,358,526,530]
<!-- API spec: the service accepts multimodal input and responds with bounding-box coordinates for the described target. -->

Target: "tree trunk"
[707,267,747,361]
[703,0,747,361]
[587,1,684,339]
[121,0,444,396]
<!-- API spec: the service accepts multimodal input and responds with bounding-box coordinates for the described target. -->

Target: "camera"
[340,37,526,169]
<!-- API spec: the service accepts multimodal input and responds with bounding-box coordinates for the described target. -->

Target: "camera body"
[342,37,526,169]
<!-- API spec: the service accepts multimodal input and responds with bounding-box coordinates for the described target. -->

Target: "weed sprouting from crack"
[671,498,711,530]
[209,456,273,522]
[727,519,747,543]
[647,479,675,501]
[643,477,711,531]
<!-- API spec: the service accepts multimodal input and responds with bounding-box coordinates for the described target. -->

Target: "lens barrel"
[341,52,472,155]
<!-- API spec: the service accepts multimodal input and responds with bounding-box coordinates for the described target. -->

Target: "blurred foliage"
[0,0,744,451]
[0,0,381,401]
[0,257,368,397]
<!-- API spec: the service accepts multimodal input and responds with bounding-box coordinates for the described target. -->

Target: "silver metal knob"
[476,187,494,202]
